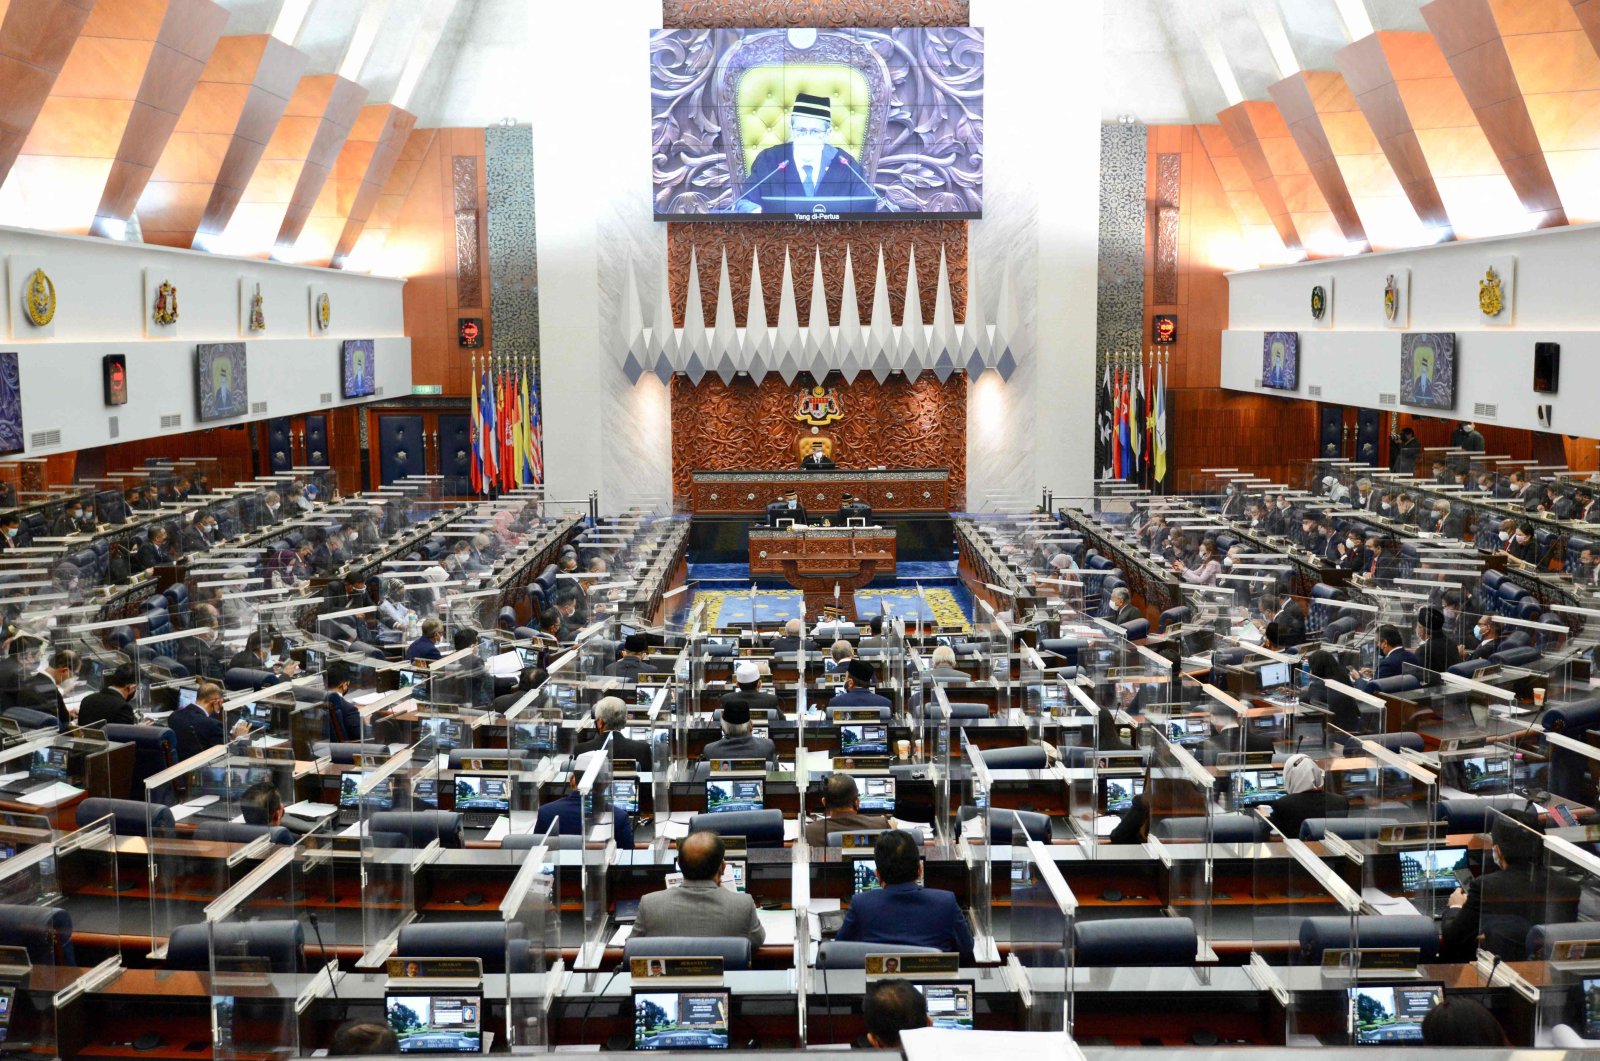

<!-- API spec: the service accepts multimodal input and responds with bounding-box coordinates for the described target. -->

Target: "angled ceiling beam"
[138,33,306,249]
[341,125,435,272]
[0,0,97,189]
[1217,99,1350,257]
[1337,30,1528,240]
[1422,0,1570,226]
[1195,123,1290,266]
[1269,69,1429,249]
[291,101,415,267]
[270,73,366,257]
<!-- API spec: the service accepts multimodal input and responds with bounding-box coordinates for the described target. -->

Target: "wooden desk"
[749,527,895,621]
[690,468,951,515]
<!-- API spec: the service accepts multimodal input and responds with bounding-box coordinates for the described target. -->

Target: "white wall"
[1223,221,1600,438]
[0,225,409,459]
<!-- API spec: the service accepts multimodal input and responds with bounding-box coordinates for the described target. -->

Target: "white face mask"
[1347,538,1360,549]
[1499,531,1511,542]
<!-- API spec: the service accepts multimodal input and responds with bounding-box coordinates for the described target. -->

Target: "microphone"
[308,911,338,999]
[732,161,789,208]
[833,153,897,212]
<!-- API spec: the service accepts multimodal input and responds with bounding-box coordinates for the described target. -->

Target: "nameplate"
[865,953,959,977]
[831,709,884,722]
[710,759,766,774]
[1377,822,1444,846]
[834,756,891,771]
[386,957,484,983]
[612,759,638,775]
[837,832,881,850]
[458,757,499,772]
[1321,948,1420,973]
[631,956,723,980]
[352,753,384,767]
[248,745,293,762]
[1551,939,1600,963]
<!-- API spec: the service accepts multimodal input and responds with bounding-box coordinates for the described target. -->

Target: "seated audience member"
[77,662,140,728]
[169,680,250,761]
[1440,809,1580,962]
[837,829,974,962]
[1414,605,1452,680]
[717,659,779,717]
[1106,793,1150,845]
[633,830,763,947]
[323,662,361,742]
[1420,998,1509,1047]
[1173,538,1221,585]
[829,659,892,709]
[553,587,584,640]
[805,772,892,846]
[1368,624,1419,680]
[772,617,818,655]
[826,638,855,674]
[491,667,545,713]
[1268,753,1349,839]
[925,644,965,681]
[1460,611,1502,661]
[575,694,654,767]
[1302,650,1359,732]
[858,613,889,649]
[240,779,285,828]
[534,752,634,847]
[1108,586,1141,625]
[229,632,300,677]
[862,979,931,1050]
[329,1022,400,1055]
[605,633,653,680]
[702,698,776,763]
[405,617,444,663]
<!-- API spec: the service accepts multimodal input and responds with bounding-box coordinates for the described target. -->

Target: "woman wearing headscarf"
[1268,753,1349,840]
[1303,649,1359,734]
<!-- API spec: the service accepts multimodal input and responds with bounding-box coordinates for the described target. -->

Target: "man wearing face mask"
[1335,528,1367,572]
[1440,809,1578,962]
[1394,493,1419,526]
[1267,496,1294,536]
[1259,592,1305,647]
[1574,545,1600,587]
[1449,420,1486,453]
[50,501,92,537]
[1352,477,1376,511]
[1414,606,1453,682]
[1219,483,1244,519]
[1459,612,1502,661]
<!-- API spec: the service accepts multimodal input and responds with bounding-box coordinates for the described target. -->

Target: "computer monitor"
[177,687,199,711]
[421,717,463,750]
[851,858,881,895]
[705,778,764,814]
[1452,754,1512,795]
[612,777,640,815]
[1581,976,1600,1039]
[914,982,975,1031]
[838,723,889,756]
[1398,846,1469,894]
[511,721,558,753]
[338,771,394,811]
[1347,982,1443,1045]
[453,774,510,813]
[412,778,438,808]
[1260,661,1291,689]
[30,747,69,782]
[385,991,484,1053]
[632,989,730,1050]
[1164,717,1209,746]
[1233,768,1286,807]
[516,646,541,669]
[857,776,896,814]
[1100,774,1144,814]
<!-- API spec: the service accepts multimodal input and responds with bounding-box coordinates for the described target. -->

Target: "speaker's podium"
[749,523,895,621]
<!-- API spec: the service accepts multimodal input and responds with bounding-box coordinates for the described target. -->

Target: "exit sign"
[411,385,442,395]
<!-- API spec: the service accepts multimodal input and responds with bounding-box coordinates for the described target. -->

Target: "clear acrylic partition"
[1252,803,1364,974]
[1006,814,1075,1033]
[146,746,230,954]
[1146,730,1215,949]
[504,819,563,1051]
[359,741,422,963]
[1366,738,1439,831]
[1529,830,1600,1046]
[206,845,309,1061]
[925,684,955,841]
[959,728,996,964]
[1017,644,1047,745]
[575,745,614,970]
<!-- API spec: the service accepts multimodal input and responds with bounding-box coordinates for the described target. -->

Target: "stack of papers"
[17,781,80,807]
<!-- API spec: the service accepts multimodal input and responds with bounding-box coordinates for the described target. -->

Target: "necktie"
[802,166,814,194]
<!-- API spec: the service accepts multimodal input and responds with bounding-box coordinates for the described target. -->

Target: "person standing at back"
[836,829,974,962]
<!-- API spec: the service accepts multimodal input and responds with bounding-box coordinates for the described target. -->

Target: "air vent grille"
[160,414,182,429]
[1308,385,1322,397]
[29,429,60,448]
[251,401,268,414]
[1379,393,1397,406]
[320,392,332,404]
[1474,402,1497,418]
[108,416,119,439]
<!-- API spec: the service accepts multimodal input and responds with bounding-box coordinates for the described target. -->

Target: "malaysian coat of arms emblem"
[1383,275,1398,322]
[249,283,266,331]
[1479,267,1504,318]
[316,292,331,330]
[1310,285,1326,321]
[793,384,844,427]
[24,268,55,327]
[153,280,178,326]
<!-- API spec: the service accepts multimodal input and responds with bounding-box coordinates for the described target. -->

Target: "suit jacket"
[132,540,162,572]
[1268,790,1349,840]
[1468,637,1503,661]
[827,688,892,709]
[1113,603,1143,626]
[1273,600,1306,646]
[326,692,361,743]
[228,650,266,673]
[78,688,137,728]
[574,731,655,770]
[1376,647,1421,681]
[771,636,820,655]
[1441,864,1582,962]
[741,141,875,215]
[805,810,892,846]
[633,878,764,947]
[405,637,443,663]
[169,702,226,762]
[535,790,633,848]
[701,733,777,762]
[605,657,653,681]
[801,452,836,470]
[837,882,975,963]
[719,689,780,721]
[1416,635,1453,680]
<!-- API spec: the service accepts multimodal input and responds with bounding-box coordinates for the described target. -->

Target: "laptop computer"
[1165,717,1210,746]
[385,990,484,1053]
[1398,846,1469,895]
[857,776,896,814]
[1259,660,1291,691]
[1100,774,1144,814]
[632,988,730,1050]
[705,778,763,814]
[838,723,889,757]
[1449,753,1512,795]
[1233,767,1286,807]
[0,746,70,797]
[338,770,394,825]
[914,982,976,1031]
[511,721,559,754]
[453,774,511,831]
[1346,982,1443,1045]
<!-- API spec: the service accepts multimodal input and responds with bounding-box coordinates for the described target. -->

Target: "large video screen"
[1400,332,1455,410]
[650,27,984,221]
[196,343,248,422]
[1262,332,1298,391]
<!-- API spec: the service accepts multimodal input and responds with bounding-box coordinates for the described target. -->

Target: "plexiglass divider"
[575,743,613,970]
[358,740,428,966]
[1005,816,1076,1034]
[959,728,997,964]
[145,745,230,957]
[204,844,306,1061]
[502,819,563,1052]
[1145,730,1215,953]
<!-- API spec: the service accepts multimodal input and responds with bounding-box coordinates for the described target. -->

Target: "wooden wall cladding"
[670,372,966,509]
[662,0,967,28]
[666,221,967,329]
[1166,389,1320,490]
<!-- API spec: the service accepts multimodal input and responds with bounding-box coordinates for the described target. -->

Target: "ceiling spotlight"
[1117,113,1139,125]
[498,116,517,127]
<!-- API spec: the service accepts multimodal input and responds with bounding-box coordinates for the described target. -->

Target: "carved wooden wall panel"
[667,221,967,327]
[453,155,483,308]
[662,0,967,28]
[671,373,965,509]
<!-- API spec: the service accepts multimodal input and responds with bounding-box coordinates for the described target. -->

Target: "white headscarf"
[1283,753,1323,795]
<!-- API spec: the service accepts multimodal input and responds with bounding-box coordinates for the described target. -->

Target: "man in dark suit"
[574,695,655,768]
[800,440,836,470]
[77,662,140,728]
[1441,809,1581,962]
[1219,484,1245,519]
[1393,494,1420,526]
[704,675,778,762]
[0,514,19,552]
[604,633,654,680]
[768,492,807,526]
[405,618,444,664]
[169,681,247,762]
[50,501,92,537]
[805,772,892,846]
[132,527,169,572]
[1373,625,1420,681]
[1413,606,1452,683]
[770,618,819,655]
[837,830,973,962]
[1460,612,1503,662]
[1574,486,1600,524]
[1109,587,1142,626]
[828,660,892,709]
[1260,592,1305,647]
[535,753,635,847]
[733,92,876,216]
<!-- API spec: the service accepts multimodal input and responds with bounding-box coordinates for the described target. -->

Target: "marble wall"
[1096,122,1149,480]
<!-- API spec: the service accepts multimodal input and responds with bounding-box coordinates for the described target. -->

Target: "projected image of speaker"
[1534,342,1560,393]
